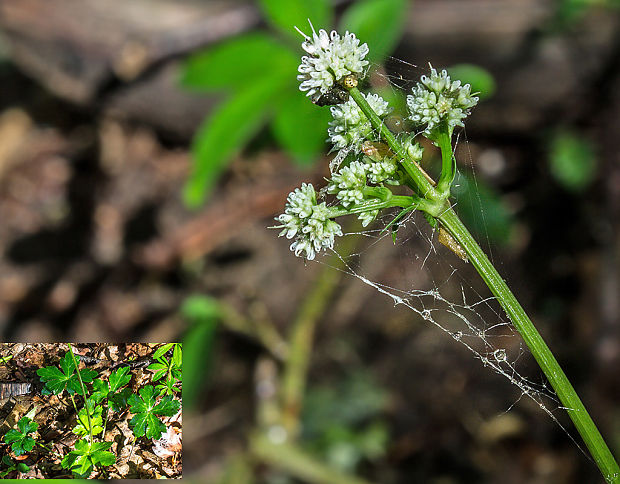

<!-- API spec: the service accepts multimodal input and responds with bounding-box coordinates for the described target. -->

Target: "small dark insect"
[313,85,349,106]
[0,382,32,399]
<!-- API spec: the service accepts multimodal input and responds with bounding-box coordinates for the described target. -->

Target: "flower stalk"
[67,344,94,446]
[272,24,620,482]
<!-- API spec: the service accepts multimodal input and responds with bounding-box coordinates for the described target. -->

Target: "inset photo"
[0,343,182,479]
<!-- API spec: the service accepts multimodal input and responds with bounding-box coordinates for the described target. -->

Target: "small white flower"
[358,209,379,227]
[405,139,424,163]
[283,182,316,219]
[274,183,342,260]
[328,93,391,151]
[407,67,478,135]
[365,157,398,184]
[297,25,369,102]
[327,161,367,207]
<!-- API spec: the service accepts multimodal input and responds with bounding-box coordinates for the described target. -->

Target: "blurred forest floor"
[0,0,620,483]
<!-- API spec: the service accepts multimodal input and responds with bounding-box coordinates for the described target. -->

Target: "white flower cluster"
[275,183,342,260]
[358,209,379,228]
[328,93,391,151]
[405,138,424,163]
[327,160,367,207]
[327,155,401,227]
[366,156,398,184]
[297,26,369,101]
[406,67,478,135]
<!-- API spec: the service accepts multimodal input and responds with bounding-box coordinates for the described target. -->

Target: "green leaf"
[172,343,182,369]
[128,386,181,440]
[3,416,38,456]
[272,89,331,165]
[109,366,131,393]
[181,33,298,91]
[339,0,408,62]
[37,351,97,395]
[110,387,132,413]
[72,401,104,437]
[548,129,597,192]
[258,0,332,39]
[152,369,167,382]
[183,74,290,207]
[61,439,114,477]
[90,441,115,466]
[148,361,168,383]
[16,462,30,473]
[67,368,98,395]
[91,379,110,404]
[59,351,77,376]
[18,416,38,435]
[130,410,166,440]
[447,64,496,100]
[152,395,181,417]
[153,343,174,360]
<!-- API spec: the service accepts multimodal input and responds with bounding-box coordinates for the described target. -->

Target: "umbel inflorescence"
[273,24,479,260]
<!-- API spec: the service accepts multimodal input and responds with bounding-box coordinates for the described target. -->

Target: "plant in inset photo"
[0,343,182,479]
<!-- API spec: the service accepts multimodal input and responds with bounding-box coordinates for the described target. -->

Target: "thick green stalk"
[67,344,94,445]
[436,129,454,196]
[251,432,373,484]
[347,87,620,483]
[439,208,619,483]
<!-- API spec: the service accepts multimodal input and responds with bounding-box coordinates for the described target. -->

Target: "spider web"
[314,57,589,459]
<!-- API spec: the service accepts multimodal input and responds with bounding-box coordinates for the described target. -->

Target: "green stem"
[69,393,80,418]
[280,221,359,440]
[250,432,373,484]
[102,402,109,441]
[439,208,619,483]
[67,344,94,445]
[348,87,439,200]
[328,195,427,219]
[436,129,454,196]
[347,90,620,483]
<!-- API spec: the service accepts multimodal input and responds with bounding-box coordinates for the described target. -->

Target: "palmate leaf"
[3,416,38,456]
[37,351,98,395]
[61,439,115,477]
[109,387,132,413]
[91,379,110,404]
[128,385,180,440]
[91,367,132,404]
[72,400,104,437]
[109,366,131,392]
